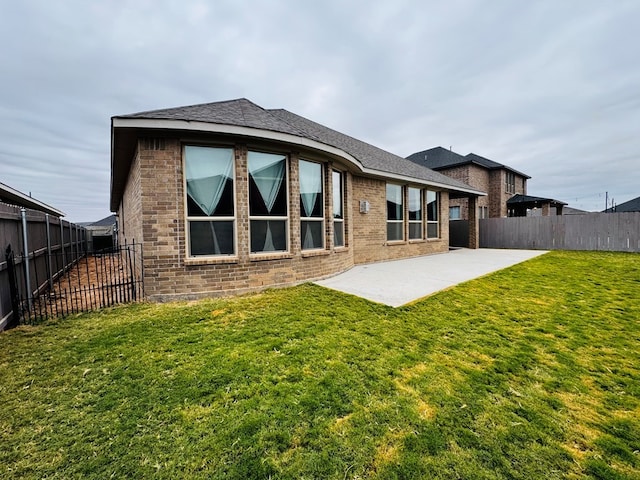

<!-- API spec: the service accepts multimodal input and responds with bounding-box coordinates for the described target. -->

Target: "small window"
[408,187,423,240]
[386,184,403,241]
[427,190,439,238]
[248,151,288,253]
[449,206,461,220]
[506,172,516,193]
[185,145,235,257]
[332,170,345,247]
[299,159,324,250]
[479,206,488,219]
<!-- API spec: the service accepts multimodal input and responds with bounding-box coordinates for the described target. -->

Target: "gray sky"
[1,0,639,221]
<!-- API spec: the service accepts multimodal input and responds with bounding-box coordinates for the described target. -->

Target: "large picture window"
[185,145,235,256]
[332,170,344,247]
[386,183,404,241]
[408,187,423,240]
[427,190,439,238]
[248,151,288,253]
[299,159,324,250]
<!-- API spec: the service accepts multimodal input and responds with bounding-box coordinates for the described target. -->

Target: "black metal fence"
[1,204,87,329]
[4,243,143,326]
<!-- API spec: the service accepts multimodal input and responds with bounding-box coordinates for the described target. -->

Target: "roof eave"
[110,118,485,204]
[0,182,65,217]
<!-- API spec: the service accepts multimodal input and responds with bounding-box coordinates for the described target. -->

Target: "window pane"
[189,221,234,256]
[301,220,324,249]
[250,220,287,253]
[449,206,460,220]
[185,146,234,217]
[299,160,323,218]
[332,170,343,219]
[387,222,403,241]
[248,151,287,216]
[427,222,438,239]
[409,222,422,240]
[408,188,421,221]
[386,184,403,221]
[427,190,438,221]
[334,221,344,247]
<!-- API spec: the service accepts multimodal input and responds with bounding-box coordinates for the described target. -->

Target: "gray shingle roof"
[464,153,504,169]
[406,146,468,169]
[267,109,477,191]
[406,146,530,179]
[118,98,304,136]
[604,195,640,212]
[113,99,483,195]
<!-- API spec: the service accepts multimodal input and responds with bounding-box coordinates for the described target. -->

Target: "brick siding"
[118,136,452,301]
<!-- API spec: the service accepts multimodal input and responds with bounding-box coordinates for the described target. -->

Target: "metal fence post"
[60,219,66,269]
[21,208,32,310]
[45,214,53,290]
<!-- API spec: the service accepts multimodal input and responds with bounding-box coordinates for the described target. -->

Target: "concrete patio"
[315,248,548,307]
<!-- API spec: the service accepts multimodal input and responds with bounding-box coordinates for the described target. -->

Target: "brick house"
[110,99,484,301]
[406,146,530,219]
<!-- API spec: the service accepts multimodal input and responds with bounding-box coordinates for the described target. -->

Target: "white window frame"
[332,169,345,248]
[248,150,289,255]
[427,190,439,239]
[386,183,404,242]
[408,187,423,240]
[184,145,237,258]
[299,159,325,251]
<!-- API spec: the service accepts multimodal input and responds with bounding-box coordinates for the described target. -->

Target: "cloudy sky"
[1,0,639,221]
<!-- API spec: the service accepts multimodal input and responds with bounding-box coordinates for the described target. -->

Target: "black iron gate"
[3,242,143,326]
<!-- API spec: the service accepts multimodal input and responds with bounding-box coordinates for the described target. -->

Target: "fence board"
[1,204,88,329]
[480,212,640,252]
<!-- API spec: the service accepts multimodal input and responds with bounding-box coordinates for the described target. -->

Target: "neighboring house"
[83,214,117,251]
[110,98,485,301]
[604,195,640,213]
[0,181,65,217]
[406,147,530,219]
[562,206,590,215]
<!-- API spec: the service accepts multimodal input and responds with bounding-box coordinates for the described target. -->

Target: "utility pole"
[605,191,608,212]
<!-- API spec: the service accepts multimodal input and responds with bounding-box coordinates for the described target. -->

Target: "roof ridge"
[115,98,251,118]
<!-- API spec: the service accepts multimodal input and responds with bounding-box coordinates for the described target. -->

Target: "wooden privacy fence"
[480,212,640,252]
[1,204,87,329]
[1,204,143,329]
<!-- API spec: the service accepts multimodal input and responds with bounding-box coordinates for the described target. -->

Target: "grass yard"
[0,250,639,479]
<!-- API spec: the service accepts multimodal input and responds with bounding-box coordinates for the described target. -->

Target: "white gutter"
[112,118,485,196]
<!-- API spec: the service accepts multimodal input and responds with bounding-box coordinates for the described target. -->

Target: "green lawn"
[1,251,639,479]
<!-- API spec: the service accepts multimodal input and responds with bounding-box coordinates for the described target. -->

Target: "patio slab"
[314,248,548,307]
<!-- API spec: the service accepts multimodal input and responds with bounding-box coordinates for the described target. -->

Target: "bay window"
[248,151,288,253]
[185,145,235,257]
[332,170,344,247]
[299,159,324,250]
[408,187,423,240]
[386,183,404,241]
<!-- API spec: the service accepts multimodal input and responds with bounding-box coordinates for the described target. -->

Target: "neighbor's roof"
[0,181,65,217]
[406,146,531,179]
[89,214,117,227]
[604,195,640,213]
[111,99,485,210]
